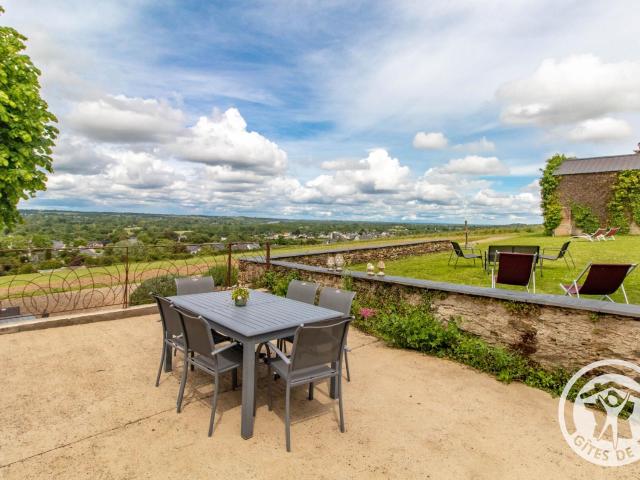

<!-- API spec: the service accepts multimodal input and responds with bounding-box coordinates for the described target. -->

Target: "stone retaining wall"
[239,259,640,371]
[271,239,451,267]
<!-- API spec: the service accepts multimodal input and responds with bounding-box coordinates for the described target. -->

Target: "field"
[350,233,640,304]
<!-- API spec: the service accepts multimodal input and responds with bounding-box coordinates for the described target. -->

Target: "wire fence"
[0,242,271,319]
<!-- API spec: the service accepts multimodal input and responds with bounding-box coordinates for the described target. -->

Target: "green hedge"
[206,264,238,287]
[129,275,176,306]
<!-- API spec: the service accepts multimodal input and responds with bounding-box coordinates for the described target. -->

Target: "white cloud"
[567,117,633,142]
[68,95,185,143]
[171,108,287,173]
[290,149,411,203]
[413,132,448,150]
[440,156,509,176]
[453,137,496,152]
[498,55,640,126]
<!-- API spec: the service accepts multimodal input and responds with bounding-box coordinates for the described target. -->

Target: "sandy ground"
[0,314,637,479]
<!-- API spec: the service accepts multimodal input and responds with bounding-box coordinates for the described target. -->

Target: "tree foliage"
[608,170,640,233]
[0,6,58,230]
[539,154,566,235]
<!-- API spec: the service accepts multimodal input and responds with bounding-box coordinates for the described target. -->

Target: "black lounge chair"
[491,252,537,293]
[448,241,482,268]
[560,263,637,303]
[540,241,575,274]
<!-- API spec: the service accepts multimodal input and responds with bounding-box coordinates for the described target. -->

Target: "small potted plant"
[231,286,250,306]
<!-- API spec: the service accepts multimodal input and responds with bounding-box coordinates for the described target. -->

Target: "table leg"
[163,342,173,372]
[329,361,338,399]
[241,340,256,439]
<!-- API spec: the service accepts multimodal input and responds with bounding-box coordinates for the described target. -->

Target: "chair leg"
[621,285,629,304]
[267,368,273,411]
[338,373,345,433]
[344,348,351,382]
[285,383,292,452]
[176,355,189,413]
[155,341,166,387]
[308,382,314,400]
[208,373,220,437]
[189,351,194,371]
[447,251,453,265]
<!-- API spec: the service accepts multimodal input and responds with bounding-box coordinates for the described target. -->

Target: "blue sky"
[4,0,640,224]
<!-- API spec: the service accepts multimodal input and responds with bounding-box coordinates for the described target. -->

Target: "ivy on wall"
[570,203,600,234]
[608,170,640,233]
[539,154,567,235]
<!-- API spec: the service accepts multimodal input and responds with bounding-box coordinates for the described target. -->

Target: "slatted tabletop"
[168,289,345,338]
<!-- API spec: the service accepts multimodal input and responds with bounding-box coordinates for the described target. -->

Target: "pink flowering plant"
[359,307,377,319]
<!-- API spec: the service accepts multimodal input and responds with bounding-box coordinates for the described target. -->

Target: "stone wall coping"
[262,259,640,319]
[270,238,451,260]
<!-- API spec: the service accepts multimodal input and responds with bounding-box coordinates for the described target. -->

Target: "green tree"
[0,6,58,230]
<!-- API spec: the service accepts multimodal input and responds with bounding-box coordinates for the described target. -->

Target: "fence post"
[123,246,130,308]
[226,243,233,288]
[266,242,271,270]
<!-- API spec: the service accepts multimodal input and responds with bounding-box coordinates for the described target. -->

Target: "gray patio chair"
[175,276,215,296]
[540,241,575,274]
[318,288,356,382]
[176,276,230,343]
[287,279,320,304]
[171,305,242,436]
[278,280,321,351]
[152,295,186,393]
[448,241,482,268]
[264,317,351,452]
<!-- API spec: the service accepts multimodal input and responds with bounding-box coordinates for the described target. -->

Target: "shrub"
[255,270,300,296]
[539,154,567,235]
[129,274,176,306]
[206,264,238,287]
[571,203,599,234]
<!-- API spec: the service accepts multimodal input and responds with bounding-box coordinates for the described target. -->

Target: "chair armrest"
[211,341,240,357]
[265,341,291,364]
[542,247,560,253]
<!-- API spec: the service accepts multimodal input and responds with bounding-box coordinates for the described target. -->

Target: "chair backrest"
[557,241,571,258]
[592,227,607,237]
[451,241,464,257]
[153,295,183,339]
[290,318,351,372]
[604,227,620,237]
[286,280,319,304]
[487,245,503,262]
[512,245,539,256]
[172,306,216,360]
[495,253,536,287]
[318,287,356,316]
[579,264,635,295]
[175,276,214,296]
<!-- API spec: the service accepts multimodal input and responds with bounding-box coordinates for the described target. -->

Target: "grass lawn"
[350,233,640,304]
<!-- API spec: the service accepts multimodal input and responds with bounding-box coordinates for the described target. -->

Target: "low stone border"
[0,304,158,335]
[239,258,640,370]
[271,239,451,267]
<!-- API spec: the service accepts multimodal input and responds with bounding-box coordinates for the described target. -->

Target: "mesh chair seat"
[191,347,243,374]
[269,358,337,384]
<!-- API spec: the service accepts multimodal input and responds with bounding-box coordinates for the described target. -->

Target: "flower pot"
[234,297,247,307]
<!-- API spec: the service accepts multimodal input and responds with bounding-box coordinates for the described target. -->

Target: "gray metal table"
[167,289,345,439]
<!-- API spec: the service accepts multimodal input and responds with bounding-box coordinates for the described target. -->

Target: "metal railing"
[0,242,271,319]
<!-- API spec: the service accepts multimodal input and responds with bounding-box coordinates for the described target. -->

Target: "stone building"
[553,153,640,236]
